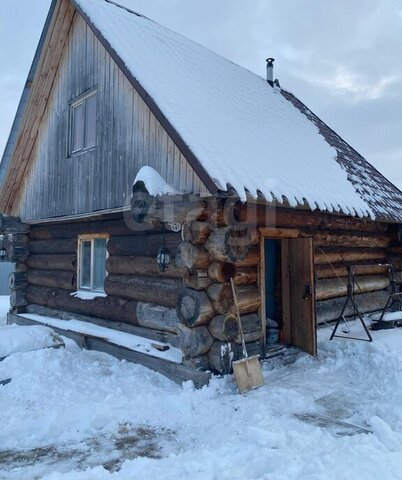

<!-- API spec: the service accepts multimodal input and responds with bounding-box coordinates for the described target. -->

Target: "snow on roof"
[133,166,180,196]
[74,0,388,219]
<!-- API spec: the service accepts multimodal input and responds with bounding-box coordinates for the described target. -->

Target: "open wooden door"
[281,237,317,356]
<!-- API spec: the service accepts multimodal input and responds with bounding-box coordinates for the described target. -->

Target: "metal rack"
[378,264,402,321]
[330,263,402,341]
[330,264,373,342]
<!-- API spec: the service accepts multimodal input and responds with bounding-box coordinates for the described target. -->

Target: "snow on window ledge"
[71,291,107,301]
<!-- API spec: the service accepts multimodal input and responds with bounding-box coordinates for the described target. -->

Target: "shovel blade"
[232,355,264,394]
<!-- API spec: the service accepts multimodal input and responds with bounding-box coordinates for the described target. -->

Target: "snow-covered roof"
[2,0,402,222]
[75,0,381,219]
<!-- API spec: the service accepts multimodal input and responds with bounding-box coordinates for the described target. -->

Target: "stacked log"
[317,290,390,324]
[107,232,181,257]
[106,255,184,278]
[316,275,390,301]
[312,231,396,323]
[136,303,181,333]
[27,254,77,271]
[104,274,181,308]
[218,202,399,327]
[25,285,139,324]
[9,264,28,310]
[18,206,401,374]
[175,221,263,373]
[0,216,30,311]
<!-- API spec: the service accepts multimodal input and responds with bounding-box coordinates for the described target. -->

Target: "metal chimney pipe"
[266,58,275,85]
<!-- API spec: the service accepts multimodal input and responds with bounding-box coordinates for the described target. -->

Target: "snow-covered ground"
[0,296,402,480]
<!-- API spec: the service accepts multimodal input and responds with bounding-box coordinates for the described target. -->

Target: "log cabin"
[1,0,402,385]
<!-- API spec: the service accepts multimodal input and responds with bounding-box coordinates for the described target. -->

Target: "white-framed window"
[70,90,97,155]
[78,235,108,292]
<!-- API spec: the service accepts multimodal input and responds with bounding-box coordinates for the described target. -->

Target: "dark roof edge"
[71,0,218,196]
[280,88,402,199]
[0,0,60,185]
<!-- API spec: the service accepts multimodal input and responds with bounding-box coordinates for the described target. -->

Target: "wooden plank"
[258,234,267,350]
[7,312,210,388]
[8,312,86,348]
[281,239,291,345]
[259,227,301,239]
[2,1,76,212]
[288,237,316,355]
[25,303,179,346]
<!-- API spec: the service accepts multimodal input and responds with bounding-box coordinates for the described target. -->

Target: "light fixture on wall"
[156,235,170,272]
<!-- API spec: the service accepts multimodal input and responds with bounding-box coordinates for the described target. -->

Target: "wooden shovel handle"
[230,277,248,359]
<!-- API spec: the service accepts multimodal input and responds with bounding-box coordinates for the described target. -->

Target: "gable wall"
[14,12,209,221]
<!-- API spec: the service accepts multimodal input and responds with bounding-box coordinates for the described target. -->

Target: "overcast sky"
[1,0,401,189]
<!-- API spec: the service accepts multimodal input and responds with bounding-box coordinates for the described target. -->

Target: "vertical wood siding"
[15,13,209,221]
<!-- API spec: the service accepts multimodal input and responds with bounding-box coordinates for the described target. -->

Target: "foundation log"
[208,314,239,341]
[136,303,181,333]
[25,285,139,324]
[233,313,262,343]
[177,325,214,357]
[182,355,211,371]
[208,341,238,374]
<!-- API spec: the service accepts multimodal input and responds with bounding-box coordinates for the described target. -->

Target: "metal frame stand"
[330,265,373,342]
[378,264,402,321]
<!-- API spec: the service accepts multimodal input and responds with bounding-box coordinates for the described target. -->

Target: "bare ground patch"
[0,424,175,479]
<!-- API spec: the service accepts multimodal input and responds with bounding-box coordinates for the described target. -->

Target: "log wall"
[232,203,401,325]
[10,204,402,376]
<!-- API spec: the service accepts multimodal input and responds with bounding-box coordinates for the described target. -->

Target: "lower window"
[78,235,108,292]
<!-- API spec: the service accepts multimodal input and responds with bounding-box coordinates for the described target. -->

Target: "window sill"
[71,291,107,301]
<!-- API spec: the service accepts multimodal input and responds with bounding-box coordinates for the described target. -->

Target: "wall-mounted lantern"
[156,235,170,272]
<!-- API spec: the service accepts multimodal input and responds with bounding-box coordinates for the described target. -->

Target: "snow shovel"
[230,278,264,394]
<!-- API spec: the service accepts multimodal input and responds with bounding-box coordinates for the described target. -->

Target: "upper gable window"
[70,90,97,155]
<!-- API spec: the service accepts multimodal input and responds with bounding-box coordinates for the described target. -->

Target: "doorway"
[261,234,317,356]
